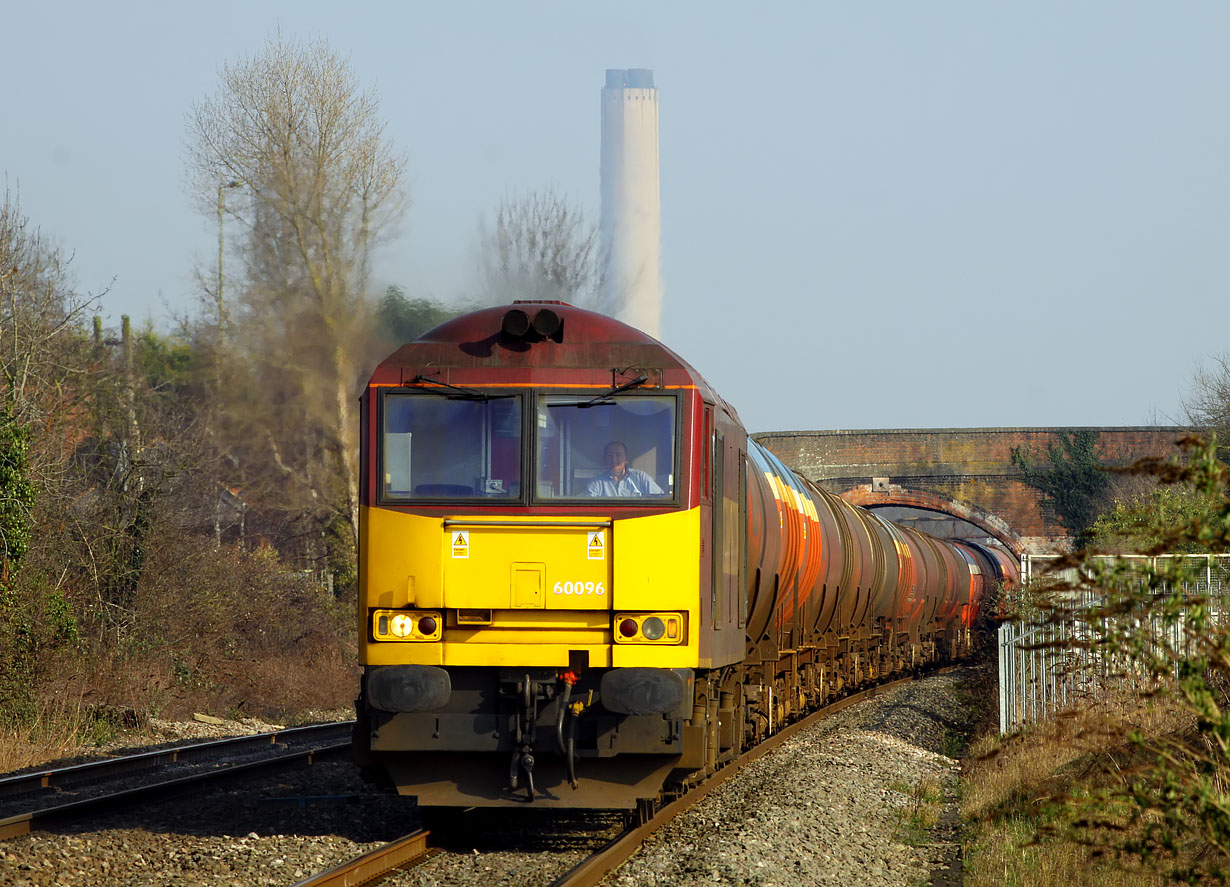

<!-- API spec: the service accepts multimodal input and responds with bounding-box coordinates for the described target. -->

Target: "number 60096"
[553,581,605,596]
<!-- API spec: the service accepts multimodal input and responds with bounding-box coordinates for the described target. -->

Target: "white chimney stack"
[599,68,663,337]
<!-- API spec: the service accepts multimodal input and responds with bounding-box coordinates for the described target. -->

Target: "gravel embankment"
[0,669,978,887]
[601,668,973,887]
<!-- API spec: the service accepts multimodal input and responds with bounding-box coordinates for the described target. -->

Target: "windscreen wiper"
[409,375,510,400]
[581,373,650,407]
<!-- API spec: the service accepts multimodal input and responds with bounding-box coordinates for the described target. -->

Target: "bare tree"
[0,190,109,540]
[479,187,602,306]
[0,189,100,423]
[0,192,176,631]
[185,34,407,557]
[1185,353,1230,457]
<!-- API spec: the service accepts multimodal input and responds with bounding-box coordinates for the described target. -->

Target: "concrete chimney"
[599,68,663,337]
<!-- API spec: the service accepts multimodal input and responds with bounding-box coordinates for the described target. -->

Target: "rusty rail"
[290,829,435,887]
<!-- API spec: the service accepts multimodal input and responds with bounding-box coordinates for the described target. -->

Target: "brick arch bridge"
[842,485,1025,556]
[753,427,1187,556]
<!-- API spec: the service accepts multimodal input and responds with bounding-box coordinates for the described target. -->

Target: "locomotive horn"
[501,309,530,338]
[532,308,561,338]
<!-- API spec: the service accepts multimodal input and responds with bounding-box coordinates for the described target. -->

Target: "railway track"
[0,721,353,840]
[546,677,913,887]
[290,679,916,887]
[290,829,436,886]
[0,669,970,885]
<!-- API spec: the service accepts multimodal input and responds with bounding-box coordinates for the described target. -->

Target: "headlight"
[641,616,666,640]
[371,609,443,642]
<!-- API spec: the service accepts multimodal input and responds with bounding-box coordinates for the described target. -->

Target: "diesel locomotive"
[353,300,1017,808]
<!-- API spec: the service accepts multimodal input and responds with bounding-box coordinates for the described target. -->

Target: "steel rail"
[547,676,916,887]
[0,721,354,801]
[289,829,436,887]
[0,741,350,840]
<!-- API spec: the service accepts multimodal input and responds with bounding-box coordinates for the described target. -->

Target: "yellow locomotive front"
[355,303,721,808]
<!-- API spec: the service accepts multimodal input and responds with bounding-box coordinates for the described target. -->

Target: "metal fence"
[998,553,1230,734]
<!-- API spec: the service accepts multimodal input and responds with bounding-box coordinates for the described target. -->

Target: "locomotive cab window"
[381,392,522,500]
[535,394,677,501]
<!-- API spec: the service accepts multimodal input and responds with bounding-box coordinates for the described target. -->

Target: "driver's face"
[603,443,628,474]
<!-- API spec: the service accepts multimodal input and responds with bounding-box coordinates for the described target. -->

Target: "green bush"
[1031,436,1230,883]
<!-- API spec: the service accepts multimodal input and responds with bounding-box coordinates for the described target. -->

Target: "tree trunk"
[333,343,359,550]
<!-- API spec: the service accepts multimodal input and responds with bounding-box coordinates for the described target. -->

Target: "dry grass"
[895,777,945,846]
[0,646,358,774]
[84,646,358,723]
[961,693,1196,887]
[964,815,1167,887]
[0,693,106,773]
[0,540,359,774]
[189,647,359,723]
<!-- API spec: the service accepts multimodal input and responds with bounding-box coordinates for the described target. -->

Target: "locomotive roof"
[369,300,721,402]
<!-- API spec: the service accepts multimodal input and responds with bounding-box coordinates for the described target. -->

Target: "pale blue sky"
[5,2,1227,433]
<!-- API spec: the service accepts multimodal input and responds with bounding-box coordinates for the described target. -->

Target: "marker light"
[418,616,438,636]
[618,618,639,638]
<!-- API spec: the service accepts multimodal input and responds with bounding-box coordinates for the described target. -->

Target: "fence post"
[998,623,1009,734]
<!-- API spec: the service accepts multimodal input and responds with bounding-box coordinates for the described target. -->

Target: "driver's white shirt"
[585,469,664,498]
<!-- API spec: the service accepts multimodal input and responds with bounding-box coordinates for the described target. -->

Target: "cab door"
[711,411,746,665]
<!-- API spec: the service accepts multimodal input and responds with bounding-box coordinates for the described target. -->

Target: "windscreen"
[536,395,676,501]
[381,393,521,500]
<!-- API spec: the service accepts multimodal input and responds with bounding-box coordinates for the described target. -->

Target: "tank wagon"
[354,301,1017,808]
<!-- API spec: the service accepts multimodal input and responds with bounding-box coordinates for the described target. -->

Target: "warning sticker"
[587,531,605,561]
[451,530,469,559]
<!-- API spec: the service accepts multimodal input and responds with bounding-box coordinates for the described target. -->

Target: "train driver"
[586,441,664,498]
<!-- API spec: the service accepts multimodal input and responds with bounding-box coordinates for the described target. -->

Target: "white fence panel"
[998,553,1230,734]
